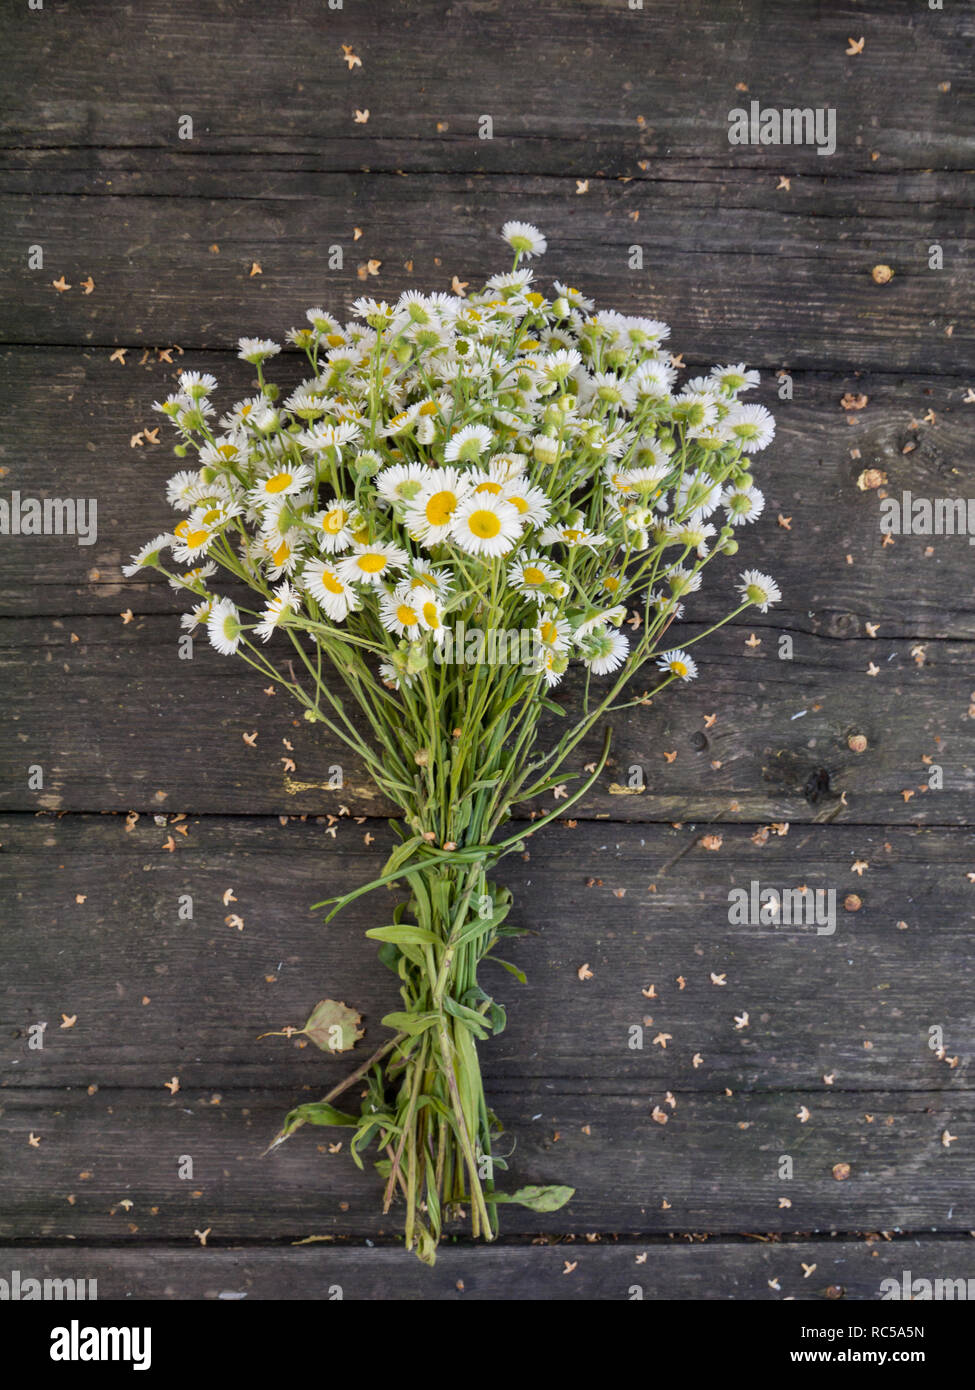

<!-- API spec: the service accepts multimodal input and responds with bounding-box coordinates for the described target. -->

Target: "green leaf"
[485,955,528,984]
[443,996,491,1038]
[302,998,364,1053]
[539,697,567,716]
[490,1184,575,1212]
[381,1010,440,1037]
[366,924,440,947]
[285,1100,359,1130]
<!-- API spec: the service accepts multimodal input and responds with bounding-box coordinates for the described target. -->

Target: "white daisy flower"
[254,582,301,642]
[306,307,340,334]
[501,479,550,528]
[551,281,594,312]
[301,559,360,621]
[171,514,215,564]
[122,533,172,577]
[336,541,410,586]
[262,531,302,580]
[165,470,208,512]
[631,359,677,401]
[379,587,424,639]
[722,484,766,526]
[657,649,698,682]
[180,599,213,632]
[539,517,606,550]
[573,605,626,640]
[450,493,522,557]
[443,423,494,464]
[402,565,452,599]
[237,338,281,364]
[737,570,782,612]
[582,627,629,675]
[535,612,572,655]
[310,498,357,553]
[167,560,217,591]
[538,646,568,688]
[725,403,775,451]
[249,464,313,504]
[507,552,564,604]
[299,421,362,452]
[411,585,446,641]
[376,462,433,505]
[206,597,242,655]
[709,363,761,395]
[178,370,218,400]
[668,566,703,598]
[406,469,471,544]
[587,371,637,412]
[501,221,548,259]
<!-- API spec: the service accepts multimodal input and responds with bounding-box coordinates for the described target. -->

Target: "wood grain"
[3,0,973,1295]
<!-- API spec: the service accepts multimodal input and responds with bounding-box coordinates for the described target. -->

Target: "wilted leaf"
[490,1184,575,1212]
[303,999,364,1053]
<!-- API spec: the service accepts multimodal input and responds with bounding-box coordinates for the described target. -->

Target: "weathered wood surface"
[4,816,974,1088]
[3,0,974,1298]
[2,177,972,371]
[7,1241,969,1302]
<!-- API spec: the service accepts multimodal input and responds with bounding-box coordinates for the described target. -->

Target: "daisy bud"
[552,296,570,318]
[173,445,188,457]
[722,539,739,555]
[533,435,559,465]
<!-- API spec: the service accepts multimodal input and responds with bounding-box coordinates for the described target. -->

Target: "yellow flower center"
[508,495,529,514]
[467,509,501,540]
[357,553,387,574]
[180,528,209,548]
[671,661,688,678]
[422,601,440,628]
[474,480,503,495]
[523,565,546,585]
[264,472,293,494]
[323,509,347,533]
[540,621,558,645]
[425,491,457,527]
[320,571,343,595]
[396,603,419,626]
[419,401,438,416]
[272,540,290,567]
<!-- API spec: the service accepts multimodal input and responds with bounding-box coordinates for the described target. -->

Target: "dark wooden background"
[2,0,974,1301]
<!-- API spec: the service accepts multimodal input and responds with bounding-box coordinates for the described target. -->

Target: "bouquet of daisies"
[126,221,779,1263]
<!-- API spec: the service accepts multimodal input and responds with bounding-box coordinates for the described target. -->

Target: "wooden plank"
[3,0,972,172]
[2,173,971,370]
[3,815,974,1090]
[2,1239,969,1301]
[3,608,975,823]
[2,1082,971,1239]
